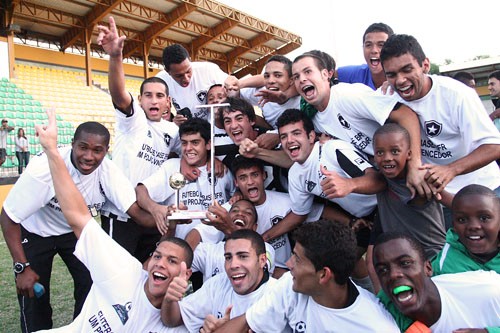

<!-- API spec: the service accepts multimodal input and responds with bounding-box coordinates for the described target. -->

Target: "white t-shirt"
[246,272,399,333]
[0,127,10,148]
[313,83,398,156]
[429,270,500,331]
[289,140,377,218]
[3,147,135,237]
[15,136,28,152]
[141,158,235,240]
[394,75,500,194]
[35,220,188,333]
[156,62,228,120]
[103,99,180,220]
[179,272,277,333]
[240,87,300,129]
[192,241,275,282]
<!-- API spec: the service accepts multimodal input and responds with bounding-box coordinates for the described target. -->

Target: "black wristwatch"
[13,262,30,274]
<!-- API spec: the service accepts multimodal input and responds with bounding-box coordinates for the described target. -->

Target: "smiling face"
[222,109,256,145]
[382,53,432,101]
[373,131,411,179]
[488,77,500,98]
[363,31,390,76]
[207,85,227,105]
[452,194,500,255]
[264,61,292,93]
[234,166,266,206]
[229,200,257,230]
[138,82,172,122]
[292,56,331,111]
[224,238,266,295]
[71,132,109,175]
[278,120,315,164]
[145,241,191,303]
[180,132,210,167]
[167,58,193,88]
[373,238,433,318]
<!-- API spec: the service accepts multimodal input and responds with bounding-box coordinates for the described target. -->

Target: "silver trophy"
[167,172,208,221]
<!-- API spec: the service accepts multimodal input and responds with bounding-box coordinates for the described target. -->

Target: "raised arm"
[97,16,132,113]
[36,110,91,238]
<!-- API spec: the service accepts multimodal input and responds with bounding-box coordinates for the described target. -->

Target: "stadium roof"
[1,0,302,77]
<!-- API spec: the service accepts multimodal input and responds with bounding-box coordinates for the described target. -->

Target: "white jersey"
[3,147,135,237]
[179,272,277,333]
[395,75,500,193]
[141,158,235,240]
[246,272,399,333]
[289,140,377,218]
[156,62,228,120]
[429,270,500,331]
[103,99,180,220]
[192,241,276,282]
[0,127,9,148]
[35,220,188,333]
[15,136,28,152]
[313,83,398,156]
[240,87,300,129]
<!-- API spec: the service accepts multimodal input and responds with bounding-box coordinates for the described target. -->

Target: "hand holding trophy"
[167,172,209,221]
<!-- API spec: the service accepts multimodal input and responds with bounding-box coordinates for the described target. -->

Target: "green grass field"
[1,229,78,332]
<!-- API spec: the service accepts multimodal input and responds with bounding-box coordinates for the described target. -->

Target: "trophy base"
[168,210,208,221]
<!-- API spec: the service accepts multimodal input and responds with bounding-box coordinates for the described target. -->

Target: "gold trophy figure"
[167,172,208,221]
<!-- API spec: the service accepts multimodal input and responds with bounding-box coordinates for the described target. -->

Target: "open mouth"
[267,87,279,91]
[153,272,167,281]
[231,273,246,282]
[288,145,300,158]
[398,85,413,98]
[233,219,246,227]
[302,85,315,99]
[149,107,160,114]
[370,57,381,67]
[466,235,484,241]
[393,285,413,303]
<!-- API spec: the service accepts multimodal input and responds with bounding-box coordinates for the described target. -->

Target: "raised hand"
[164,261,190,302]
[320,165,353,199]
[35,109,58,152]
[96,16,126,57]
[200,305,233,333]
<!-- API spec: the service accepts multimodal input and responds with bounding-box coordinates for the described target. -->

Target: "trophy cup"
[167,172,208,221]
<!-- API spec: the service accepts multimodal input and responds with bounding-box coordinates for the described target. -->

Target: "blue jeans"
[15,151,30,174]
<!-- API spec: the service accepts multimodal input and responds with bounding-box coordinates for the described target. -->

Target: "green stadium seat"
[16,112,26,119]
[35,113,46,120]
[34,106,43,113]
[0,91,6,98]
[2,158,14,168]
[0,87,6,93]
[7,137,14,145]
[5,111,14,118]
[5,98,14,105]
[25,100,33,106]
[25,113,34,120]
[6,105,14,112]
[33,101,42,107]
[1,77,8,82]
[16,120,25,127]
[0,105,5,111]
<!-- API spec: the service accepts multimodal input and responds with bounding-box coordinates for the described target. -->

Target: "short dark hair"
[373,232,426,263]
[276,108,315,135]
[453,71,474,82]
[293,52,327,71]
[231,155,265,177]
[207,83,223,94]
[225,229,266,256]
[293,219,357,285]
[266,55,292,77]
[162,44,190,71]
[452,184,500,211]
[74,121,110,146]
[363,22,394,43]
[373,123,410,147]
[488,70,500,81]
[157,236,194,268]
[381,34,426,67]
[140,77,169,96]
[219,97,256,125]
[179,117,211,144]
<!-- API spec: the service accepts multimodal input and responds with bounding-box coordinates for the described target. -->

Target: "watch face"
[14,262,25,273]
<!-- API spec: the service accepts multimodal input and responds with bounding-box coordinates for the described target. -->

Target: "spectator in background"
[487,70,500,123]
[15,127,29,174]
[0,119,14,167]
[452,71,476,89]
[336,22,394,90]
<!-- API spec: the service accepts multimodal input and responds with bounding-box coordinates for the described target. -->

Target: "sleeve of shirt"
[100,159,136,214]
[191,243,209,273]
[289,167,314,216]
[3,155,54,222]
[246,273,290,332]
[323,140,373,178]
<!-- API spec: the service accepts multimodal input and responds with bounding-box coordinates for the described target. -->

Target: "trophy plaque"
[167,172,208,221]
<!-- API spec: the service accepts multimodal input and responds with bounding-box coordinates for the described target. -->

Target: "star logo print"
[424,120,442,137]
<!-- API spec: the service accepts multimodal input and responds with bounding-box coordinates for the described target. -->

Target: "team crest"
[306,180,316,192]
[197,90,207,103]
[112,301,132,325]
[271,215,284,226]
[164,133,171,146]
[147,130,152,138]
[294,321,306,333]
[337,114,350,129]
[207,173,218,186]
[424,120,442,137]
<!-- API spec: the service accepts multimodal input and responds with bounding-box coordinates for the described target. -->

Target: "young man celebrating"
[136,118,235,240]
[373,232,500,332]
[0,121,152,333]
[97,17,181,262]
[157,43,228,122]
[217,220,400,332]
[161,229,276,333]
[32,110,191,333]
